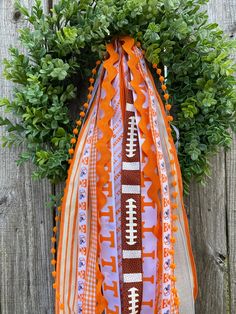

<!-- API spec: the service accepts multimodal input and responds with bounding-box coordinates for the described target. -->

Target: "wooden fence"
[0,0,235,313]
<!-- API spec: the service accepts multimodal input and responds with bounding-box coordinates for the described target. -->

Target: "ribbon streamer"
[55,37,198,314]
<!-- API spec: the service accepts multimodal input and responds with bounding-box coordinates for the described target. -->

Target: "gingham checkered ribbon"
[82,127,98,313]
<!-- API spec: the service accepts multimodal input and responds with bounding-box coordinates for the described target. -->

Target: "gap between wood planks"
[225,147,233,314]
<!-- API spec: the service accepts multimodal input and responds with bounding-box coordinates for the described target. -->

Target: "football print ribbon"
[120,58,143,313]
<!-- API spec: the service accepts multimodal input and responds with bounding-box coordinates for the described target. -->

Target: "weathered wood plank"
[225,134,236,313]
[0,1,54,313]
[186,151,228,314]
[186,1,236,313]
[207,1,236,312]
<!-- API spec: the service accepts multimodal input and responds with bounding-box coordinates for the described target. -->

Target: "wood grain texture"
[226,134,236,313]
[186,1,236,314]
[207,2,236,313]
[0,1,54,313]
[186,151,228,313]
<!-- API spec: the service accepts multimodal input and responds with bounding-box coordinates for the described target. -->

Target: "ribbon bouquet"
[1,1,236,314]
[54,37,198,314]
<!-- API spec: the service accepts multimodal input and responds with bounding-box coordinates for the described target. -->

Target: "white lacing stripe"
[123,250,141,259]
[123,273,142,283]
[126,102,135,112]
[122,162,140,171]
[122,185,140,194]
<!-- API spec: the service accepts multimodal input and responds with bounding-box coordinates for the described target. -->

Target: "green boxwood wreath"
[0,0,235,193]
